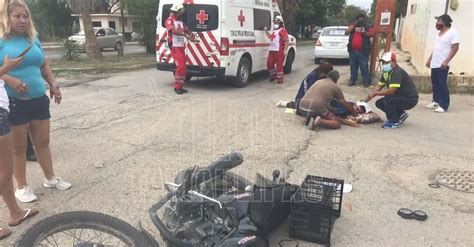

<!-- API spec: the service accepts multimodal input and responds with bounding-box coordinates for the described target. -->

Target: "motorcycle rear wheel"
[15,211,147,247]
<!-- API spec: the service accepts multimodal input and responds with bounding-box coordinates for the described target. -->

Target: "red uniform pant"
[267,50,284,83]
[172,47,186,90]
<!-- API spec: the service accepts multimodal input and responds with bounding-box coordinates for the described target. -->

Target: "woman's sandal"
[0,227,12,240]
[398,208,428,221]
[8,208,39,227]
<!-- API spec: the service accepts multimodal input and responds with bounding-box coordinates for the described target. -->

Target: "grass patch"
[50,53,156,76]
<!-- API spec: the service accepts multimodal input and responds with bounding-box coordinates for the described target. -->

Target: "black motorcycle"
[15,152,298,246]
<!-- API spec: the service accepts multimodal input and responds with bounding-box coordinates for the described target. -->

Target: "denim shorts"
[8,95,51,125]
[0,107,11,136]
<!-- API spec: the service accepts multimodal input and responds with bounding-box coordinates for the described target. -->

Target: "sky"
[346,0,373,10]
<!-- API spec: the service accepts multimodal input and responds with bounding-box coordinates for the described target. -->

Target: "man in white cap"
[165,3,195,94]
[365,52,418,129]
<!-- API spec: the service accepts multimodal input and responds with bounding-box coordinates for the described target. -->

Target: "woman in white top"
[0,56,39,240]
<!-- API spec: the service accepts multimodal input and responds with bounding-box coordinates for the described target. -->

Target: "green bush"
[62,39,80,61]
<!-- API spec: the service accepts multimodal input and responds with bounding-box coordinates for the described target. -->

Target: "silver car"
[68,27,125,51]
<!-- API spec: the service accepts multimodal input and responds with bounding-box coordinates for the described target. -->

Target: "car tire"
[284,49,295,74]
[114,41,123,51]
[231,56,251,88]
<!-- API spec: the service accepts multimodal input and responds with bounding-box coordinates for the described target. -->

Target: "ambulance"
[156,0,297,87]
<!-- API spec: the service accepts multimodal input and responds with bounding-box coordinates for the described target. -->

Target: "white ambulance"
[156,0,297,87]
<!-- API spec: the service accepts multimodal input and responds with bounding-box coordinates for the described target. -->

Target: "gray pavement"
[1,45,473,246]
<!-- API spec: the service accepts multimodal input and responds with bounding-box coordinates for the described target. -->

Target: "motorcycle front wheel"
[15,211,147,247]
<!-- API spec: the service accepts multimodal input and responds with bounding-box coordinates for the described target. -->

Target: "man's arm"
[345,21,356,35]
[441,43,460,69]
[338,99,358,116]
[425,52,433,68]
[364,27,374,38]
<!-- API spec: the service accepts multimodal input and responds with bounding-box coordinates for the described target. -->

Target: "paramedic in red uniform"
[265,16,288,84]
[166,3,195,94]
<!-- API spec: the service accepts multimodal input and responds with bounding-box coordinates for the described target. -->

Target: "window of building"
[92,21,102,27]
[109,21,116,30]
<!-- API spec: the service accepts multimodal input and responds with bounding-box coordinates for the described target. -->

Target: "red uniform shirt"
[165,14,188,46]
[279,28,289,51]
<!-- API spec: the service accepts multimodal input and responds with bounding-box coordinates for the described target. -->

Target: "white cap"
[379,52,396,63]
[356,101,372,113]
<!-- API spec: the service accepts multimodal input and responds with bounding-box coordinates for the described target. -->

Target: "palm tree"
[68,0,103,59]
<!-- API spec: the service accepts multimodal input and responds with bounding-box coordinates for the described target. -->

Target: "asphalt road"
[44,43,146,60]
[1,44,473,246]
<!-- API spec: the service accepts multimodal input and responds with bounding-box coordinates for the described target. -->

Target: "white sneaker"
[276,101,289,108]
[434,106,446,113]
[43,177,72,190]
[15,186,37,203]
[425,102,439,109]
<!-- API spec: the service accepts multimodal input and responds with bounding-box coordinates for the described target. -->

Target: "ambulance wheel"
[232,57,251,88]
[284,49,295,74]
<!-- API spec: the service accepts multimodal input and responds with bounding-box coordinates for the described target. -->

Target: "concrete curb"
[43,42,140,51]
[52,62,155,74]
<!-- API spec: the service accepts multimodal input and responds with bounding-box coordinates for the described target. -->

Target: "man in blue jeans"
[425,14,459,113]
[346,14,374,87]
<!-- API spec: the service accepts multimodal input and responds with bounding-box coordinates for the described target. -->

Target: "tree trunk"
[82,7,102,59]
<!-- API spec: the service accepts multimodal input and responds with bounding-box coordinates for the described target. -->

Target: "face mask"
[274,24,280,29]
[382,64,392,72]
[435,23,444,30]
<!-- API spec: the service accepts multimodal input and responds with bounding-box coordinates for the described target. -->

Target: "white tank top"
[172,20,186,48]
[0,80,9,112]
[269,29,282,51]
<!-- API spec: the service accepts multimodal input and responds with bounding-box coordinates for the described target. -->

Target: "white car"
[314,26,349,64]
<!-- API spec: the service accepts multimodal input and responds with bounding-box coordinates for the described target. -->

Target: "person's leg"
[28,120,54,180]
[26,134,37,162]
[10,124,30,188]
[375,97,386,115]
[349,51,359,85]
[359,52,371,87]
[431,68,440,104]
[267,52,277,81]
[173,47,186,91]
[437,67,450,110]
[276,51,285,84]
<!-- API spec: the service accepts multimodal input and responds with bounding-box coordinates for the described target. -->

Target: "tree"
[344,5,368,24]
[294,0,346,38]
[67,0,103,59]
[122,0,158,54]
[25,0,74,41]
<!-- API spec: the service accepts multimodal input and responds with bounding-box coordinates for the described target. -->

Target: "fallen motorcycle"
[15,152,298,246]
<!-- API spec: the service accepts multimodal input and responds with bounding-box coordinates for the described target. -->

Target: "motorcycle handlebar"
[189,152,244,189]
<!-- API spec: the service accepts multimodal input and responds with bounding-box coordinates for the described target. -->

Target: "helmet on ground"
[170,3,184,13]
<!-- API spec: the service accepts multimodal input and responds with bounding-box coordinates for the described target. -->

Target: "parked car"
[68,27,125,51]
[314,26,349,64]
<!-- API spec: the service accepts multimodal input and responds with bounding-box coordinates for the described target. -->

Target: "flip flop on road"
[0,227,12,240]
[8,208,39,227]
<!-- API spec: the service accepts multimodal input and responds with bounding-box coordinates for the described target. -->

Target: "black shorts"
[0,107,11,136]
[8,95,51,125]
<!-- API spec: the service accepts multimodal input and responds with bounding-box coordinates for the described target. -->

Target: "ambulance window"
[184,5,219,31]
[161,4,218,31]
[254,9,271,31]
[161,4,172,28]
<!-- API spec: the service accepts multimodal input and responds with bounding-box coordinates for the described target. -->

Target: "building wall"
[78,16,142,33]
[401,0,474,76]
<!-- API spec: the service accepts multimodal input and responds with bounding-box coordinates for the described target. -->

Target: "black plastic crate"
[289,175,344,245]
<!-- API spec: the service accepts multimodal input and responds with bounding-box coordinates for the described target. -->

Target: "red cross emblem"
[270,32,276,41]
[196,10,208,25]
[183,0,194,4]
[238,10,246,27]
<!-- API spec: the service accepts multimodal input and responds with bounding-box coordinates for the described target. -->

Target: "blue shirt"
[295,68,321,108]
[0,36,46,99]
